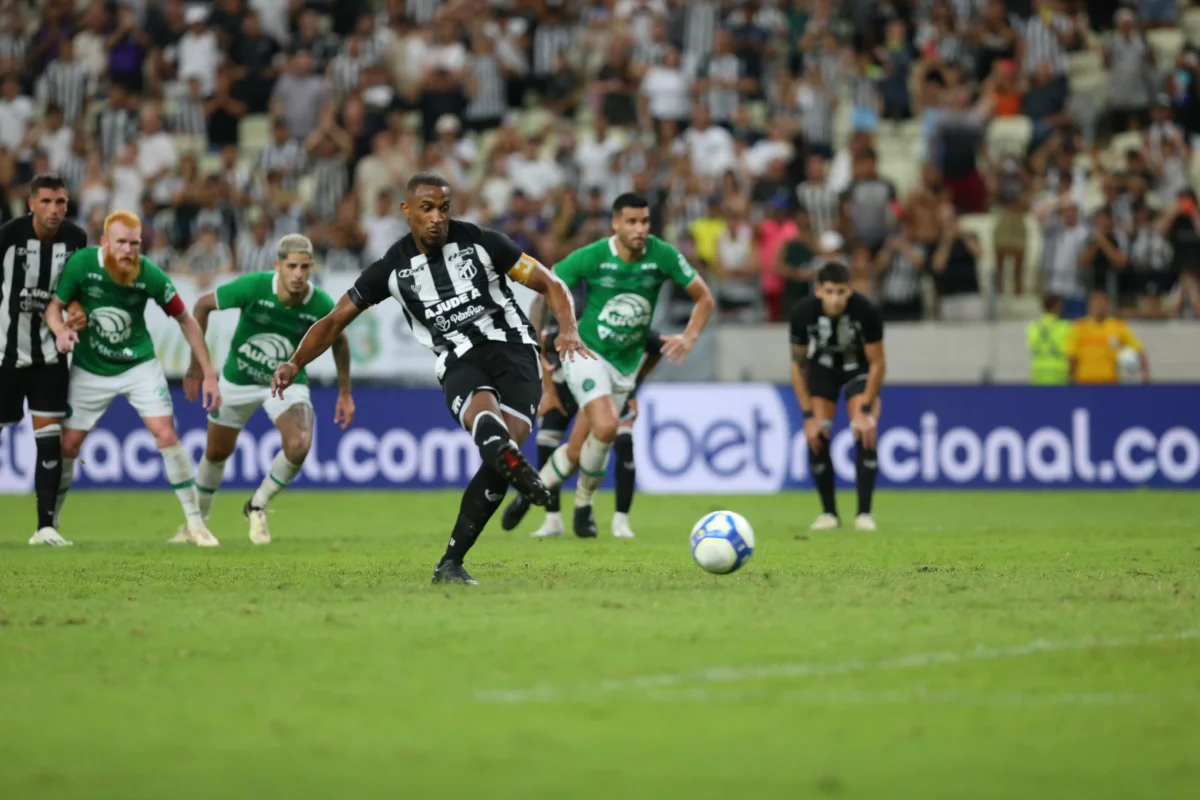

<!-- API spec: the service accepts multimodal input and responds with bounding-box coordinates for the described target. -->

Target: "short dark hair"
[1042,294,1063,313]
[29,173,68,196]
[406,171,451,195]
[817,260,851,285]
[612,192,649,215]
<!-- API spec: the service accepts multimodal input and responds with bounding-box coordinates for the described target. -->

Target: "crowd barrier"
[2,384,1197,492]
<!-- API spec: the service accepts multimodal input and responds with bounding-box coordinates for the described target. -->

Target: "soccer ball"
[690,511,755,574]
[1116,347,1142,383]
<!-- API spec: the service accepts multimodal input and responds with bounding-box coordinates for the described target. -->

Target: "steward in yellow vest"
[1027,295,1070,385]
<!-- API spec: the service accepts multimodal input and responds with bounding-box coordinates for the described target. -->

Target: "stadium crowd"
[2,0,1200,325]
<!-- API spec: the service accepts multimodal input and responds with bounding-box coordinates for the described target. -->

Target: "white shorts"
[562,353,637,412]
[67,360,173,431]
[208,378,311,429]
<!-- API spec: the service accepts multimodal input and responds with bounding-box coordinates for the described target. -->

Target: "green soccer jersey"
[554,235,697,374]
[54,247,178,376]
[215,271,335,386]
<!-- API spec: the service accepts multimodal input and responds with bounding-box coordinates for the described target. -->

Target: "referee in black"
[0,174,88,546]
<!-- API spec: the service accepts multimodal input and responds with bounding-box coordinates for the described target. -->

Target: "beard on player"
[103,245,139,286]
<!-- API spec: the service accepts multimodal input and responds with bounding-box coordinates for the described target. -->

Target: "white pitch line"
[474,629,1200,703]
[637,688,1200,707]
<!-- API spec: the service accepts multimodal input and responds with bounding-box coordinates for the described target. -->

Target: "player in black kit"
[0,174,89,546]
[271,173,592,585]
[789,261,886,531]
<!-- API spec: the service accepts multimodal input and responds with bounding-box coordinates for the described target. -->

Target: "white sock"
[160,443,205,529]
[196,456,227,521]
[574,434,611,507]
[613,511,629,527]
[54,457,75,528]
[251,452,302,509]
[539,444,578,490]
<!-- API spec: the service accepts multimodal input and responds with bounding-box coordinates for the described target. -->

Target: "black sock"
[472,411,511,465]
[441,465,509,565]
[809,445,837,516]
[856,443,878,515]
[34,426,63,530]
[614,431,635,514]
[536,436,562,512]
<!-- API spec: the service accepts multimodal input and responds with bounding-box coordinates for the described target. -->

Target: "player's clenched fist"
[272,361,299,397]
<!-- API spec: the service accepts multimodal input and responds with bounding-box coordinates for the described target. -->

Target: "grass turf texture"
[1,489,1198,799]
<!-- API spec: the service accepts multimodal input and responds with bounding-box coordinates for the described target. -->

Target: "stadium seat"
[1148,28,1185,68]
[238,115,271,156]
[1185,7,1200,47]
[987,116,1033,158]
[1109,130,1144,161]
[296,175,315,208]
[172,135,206,157]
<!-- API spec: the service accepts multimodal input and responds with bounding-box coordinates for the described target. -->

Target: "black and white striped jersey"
[348,220,538,377]
[0,216,89,368]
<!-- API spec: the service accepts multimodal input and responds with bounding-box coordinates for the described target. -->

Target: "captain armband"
[507,253,540,285]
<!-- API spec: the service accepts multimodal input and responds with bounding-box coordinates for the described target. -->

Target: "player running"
[44,211,223,546]
[537,193,714,538]
[0,173,89,546]
[789,261,886,531]
[270,172,590,585]
[501,321,664,539]
[167,234,355,546]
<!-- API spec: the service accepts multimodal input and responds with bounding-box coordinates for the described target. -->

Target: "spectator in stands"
[841,148,895,254]
[934,85,992,214]
[1027,294,1071,385]
[1159,189,1200,308]
[1079,206,1130,297]
[930,203,984,321]
[1126,200,1173,317]
[106,4,149,93]
[180,220,234,289]
[1104,8,1154,134]
[1066,288,1149,383]
[775,206,817,318]
[176,5,220,97]
[271,51,327,142]
[992,154,1032,295]
[684,105,735,178]
[973,1,1020,85]
[1039,196,1092,318]
[758,196,800,321]
[876,18,914,120]
[874,219,927,322]
[715,196,761,320]
[0,73,34,162]
[235,209,276,273]
[793,62,837,159]
[796,154,839,237]
[232,11,282,114]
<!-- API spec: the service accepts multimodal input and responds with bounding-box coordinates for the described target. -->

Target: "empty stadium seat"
[238,114,271,157]
[1148,28,1185,67]
[987,116,1033,158]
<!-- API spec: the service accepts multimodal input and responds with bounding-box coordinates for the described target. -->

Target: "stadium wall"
[1,385,1196,493]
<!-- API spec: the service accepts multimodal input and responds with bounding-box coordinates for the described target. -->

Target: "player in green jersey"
[538,193,714,537]
[169,234,355,545]
[43,211,222,546]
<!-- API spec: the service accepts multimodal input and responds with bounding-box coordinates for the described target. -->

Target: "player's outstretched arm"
[518,260,594,362]
[184,291,218,401]
[176,309,222,411]
[273,294,363,397]
[331,332,356,429]
[661,275,715,364]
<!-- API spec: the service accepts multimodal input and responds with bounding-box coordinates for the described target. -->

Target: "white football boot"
[29,527,73,546]
[854,513,877,532]
[809,513,841,531]
[246,506,271,545]
[530,512,564,538]
[167,525,191,544]
[611,513,636,539]
[188,524,220,547]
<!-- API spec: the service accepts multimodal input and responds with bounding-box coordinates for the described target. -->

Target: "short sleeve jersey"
[554,235,696,375]
[214,271,336,386]
[54,247,179,376]
[789,291,883,373]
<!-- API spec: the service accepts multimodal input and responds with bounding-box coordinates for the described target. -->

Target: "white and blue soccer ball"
[690,511,755,574]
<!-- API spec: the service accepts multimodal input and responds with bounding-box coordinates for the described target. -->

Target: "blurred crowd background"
[3,0,1200,326]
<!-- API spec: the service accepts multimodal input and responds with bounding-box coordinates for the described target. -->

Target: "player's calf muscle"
[278,406,314,462]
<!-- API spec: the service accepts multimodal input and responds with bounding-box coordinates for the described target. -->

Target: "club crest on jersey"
[446,247,478,281]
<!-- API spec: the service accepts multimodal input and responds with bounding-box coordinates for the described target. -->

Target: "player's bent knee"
[591,418,619,444]
[61,428,87,459]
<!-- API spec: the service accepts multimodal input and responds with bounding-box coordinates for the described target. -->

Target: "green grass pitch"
[2,489,1198,799]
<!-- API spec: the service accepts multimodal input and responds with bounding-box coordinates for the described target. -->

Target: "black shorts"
[0,361,69,426]
[807,363,868,403]
[440,342,542,430]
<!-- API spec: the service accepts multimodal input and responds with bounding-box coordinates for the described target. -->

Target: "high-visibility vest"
[1027,313,1071,385]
